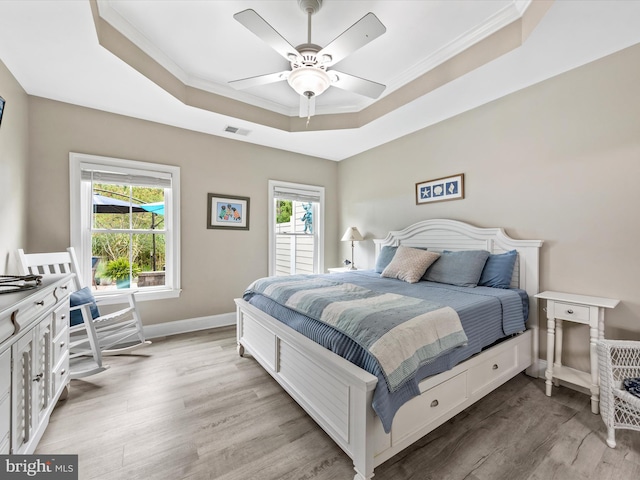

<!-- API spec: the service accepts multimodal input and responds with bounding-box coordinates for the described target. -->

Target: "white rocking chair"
[597,339,640,448]
[17,248,150,379]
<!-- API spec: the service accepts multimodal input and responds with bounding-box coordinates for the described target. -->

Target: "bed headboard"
[373,219,544,327]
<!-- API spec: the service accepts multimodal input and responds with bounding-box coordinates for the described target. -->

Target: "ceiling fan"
[229,0,387,118]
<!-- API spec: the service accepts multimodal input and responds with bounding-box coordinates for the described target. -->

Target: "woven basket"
[597,339,640,448]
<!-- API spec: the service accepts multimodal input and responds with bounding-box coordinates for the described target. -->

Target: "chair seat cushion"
[69,287,100,326]
[623,377,640,398]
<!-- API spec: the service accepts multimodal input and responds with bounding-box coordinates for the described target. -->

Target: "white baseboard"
[144,312,236,339]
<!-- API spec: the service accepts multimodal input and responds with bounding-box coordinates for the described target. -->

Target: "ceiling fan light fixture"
[287,66,331,98]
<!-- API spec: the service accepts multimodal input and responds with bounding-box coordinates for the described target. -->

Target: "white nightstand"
[328,267,357,273]
[535,291,619,414]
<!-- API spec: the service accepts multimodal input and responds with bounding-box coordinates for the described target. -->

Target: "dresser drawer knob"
[36,300,45,306]
[60,341,65,348]
[430,399,439,408]
[60,369,66,376]
[33,373,43,382]
[61,285,68,290]
[566,309,574,314]
[61,314,66,320]
[492,364,499,370]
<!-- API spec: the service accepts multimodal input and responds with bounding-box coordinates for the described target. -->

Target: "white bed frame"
[235,219,543,479]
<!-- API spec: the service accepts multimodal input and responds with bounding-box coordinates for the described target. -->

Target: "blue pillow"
[375,246,398,273]
[424,250,490,287]
[69,287,100,326]
[479,250,518,289]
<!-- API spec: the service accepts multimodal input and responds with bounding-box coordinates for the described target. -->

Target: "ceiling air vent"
[224,125,250,136]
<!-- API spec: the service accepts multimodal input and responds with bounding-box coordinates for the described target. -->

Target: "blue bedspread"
[243,270,528,433]
[248,275,468,393]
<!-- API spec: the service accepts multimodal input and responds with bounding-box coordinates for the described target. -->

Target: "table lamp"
[341,227,364,270]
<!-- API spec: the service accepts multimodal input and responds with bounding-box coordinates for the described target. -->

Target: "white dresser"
[0,274,73,454]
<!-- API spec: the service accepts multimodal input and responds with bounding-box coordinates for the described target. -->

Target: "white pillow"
[381,246,440,283]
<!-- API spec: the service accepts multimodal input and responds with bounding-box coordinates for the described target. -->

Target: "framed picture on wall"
[207,193,250,230]
[416,173,465,204]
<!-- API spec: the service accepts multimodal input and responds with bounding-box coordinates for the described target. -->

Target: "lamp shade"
[341,227,364,242]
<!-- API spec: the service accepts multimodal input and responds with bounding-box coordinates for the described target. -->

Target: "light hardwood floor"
[37,327,640,480]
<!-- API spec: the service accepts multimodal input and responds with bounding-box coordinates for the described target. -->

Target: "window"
[70,153,181,300]
[268,180,324,276]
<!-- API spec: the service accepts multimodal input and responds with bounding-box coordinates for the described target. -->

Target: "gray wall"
[26,98,339,325]
[338,43,640,371]
[0,60,29,274]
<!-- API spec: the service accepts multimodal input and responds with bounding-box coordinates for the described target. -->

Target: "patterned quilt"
[246,275,469,392]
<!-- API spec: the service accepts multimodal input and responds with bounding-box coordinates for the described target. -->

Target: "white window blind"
[272,184,321,203]
[81,163,172,188]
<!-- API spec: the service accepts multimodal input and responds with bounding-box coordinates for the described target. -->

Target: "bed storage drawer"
[468,345,518,396]
[467,331,532,399]
[392,372,467,443]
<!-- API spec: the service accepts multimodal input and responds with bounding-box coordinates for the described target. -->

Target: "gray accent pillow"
[424,250,490,287]
[375,246,398,273]
[381,246,440,284]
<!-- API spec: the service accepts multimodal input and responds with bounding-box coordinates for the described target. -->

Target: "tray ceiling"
[0,1,639,160]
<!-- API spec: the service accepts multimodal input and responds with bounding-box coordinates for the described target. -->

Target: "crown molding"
[91,0,552,132]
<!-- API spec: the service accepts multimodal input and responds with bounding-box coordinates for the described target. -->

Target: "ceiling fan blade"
[330,71,386,99]
[234,9,300,62]
[299,95,316,118]
[229,71,289,90]
[317,13,386,67]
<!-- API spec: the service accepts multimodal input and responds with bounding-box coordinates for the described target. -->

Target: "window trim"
[70,152,181,301]
[268,180,325,276]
